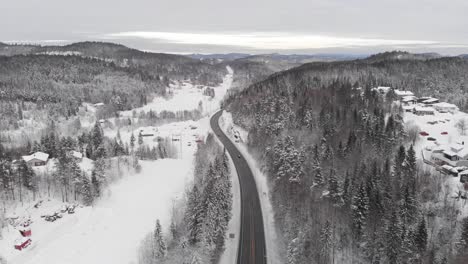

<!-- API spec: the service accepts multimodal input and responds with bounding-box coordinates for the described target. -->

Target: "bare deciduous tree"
[456,118,468,135]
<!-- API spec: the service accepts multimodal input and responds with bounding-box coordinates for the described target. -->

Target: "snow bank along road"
[211,110,267,264]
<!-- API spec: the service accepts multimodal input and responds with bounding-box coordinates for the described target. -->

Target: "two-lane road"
[210,110,267,264]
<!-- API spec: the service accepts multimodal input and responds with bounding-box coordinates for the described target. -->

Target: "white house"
[401,96,417,105]
[373,86,391,94]
[394,89,414,98]
[22,152,49,167]
[432,102,459,113]
[435,143,468,167]
[413,106,435,116]
[422,98,439,105]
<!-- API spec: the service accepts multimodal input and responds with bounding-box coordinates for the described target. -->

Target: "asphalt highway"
[210,110,267,264]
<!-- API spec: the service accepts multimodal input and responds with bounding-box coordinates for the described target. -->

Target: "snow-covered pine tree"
[319,220,333,261]
[352,183,369,239]
[328,168,343,206]
[130,133,135,150]
[153,219,167,259]
[186,185,203,245]
[415,217,428,253]
[81,172,93,205]
[385,209,403,263]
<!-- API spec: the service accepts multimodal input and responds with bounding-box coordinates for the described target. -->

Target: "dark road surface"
[210,110,267,264]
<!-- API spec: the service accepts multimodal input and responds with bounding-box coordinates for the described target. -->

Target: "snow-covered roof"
[72,151,83,159]
[372,86,391,93]
[443,149,458,157]
[422,98,439,104]
[402,96,417,101]
[449,143,464,153]
[22,152,49,162]
[94,102,105,107]
[394,90,414,96]
[460,170,468,176]
[432,102,458,109]
[414,106,435,112]
[402,105,415,110]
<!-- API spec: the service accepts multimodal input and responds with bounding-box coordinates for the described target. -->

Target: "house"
[373,86,391,94]
[14,237,32,251]
[402,105,415,113]
[432,102,459,113]
[434,143,468,167]
[22,152,49,167]
[401,95,417,105]
[93,102,105,107]
[139,127,157,137]
[18,226,32,237]
[413,106,435,116]
[394,89,414,98]
[422,98,439,105]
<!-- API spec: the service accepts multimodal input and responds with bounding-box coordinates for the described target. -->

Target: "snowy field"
[120,66,233,117]
[0,160,192,264]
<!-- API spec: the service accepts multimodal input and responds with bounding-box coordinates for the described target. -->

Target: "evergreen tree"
[153,219,167,259]
[186,185,203,244]
[328,169,343,206]
[415,217,428,253]
[130,133,135,150]
[385,210,403,263]
[81,173,93,205]
[459,217,468,250]
[320,221,333,261]
[352,183,369,239]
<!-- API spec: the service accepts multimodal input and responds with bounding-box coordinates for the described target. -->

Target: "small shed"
[18,226,32,237]
[422,98,439,105]
[394,90,414,98]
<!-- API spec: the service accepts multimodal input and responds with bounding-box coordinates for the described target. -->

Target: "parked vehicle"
[427,137,436,141]
[441,131,448,135]
[419,131,429,136]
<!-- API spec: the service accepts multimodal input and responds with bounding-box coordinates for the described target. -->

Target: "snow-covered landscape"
[0,67,235,263]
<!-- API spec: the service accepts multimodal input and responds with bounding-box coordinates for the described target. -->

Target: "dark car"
[427,137,436,141]
[238,154,241,159]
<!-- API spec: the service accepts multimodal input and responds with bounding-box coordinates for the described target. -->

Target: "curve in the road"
[210,110,267,264]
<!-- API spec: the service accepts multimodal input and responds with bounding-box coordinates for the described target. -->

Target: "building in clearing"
[71,151,83,161]
[432,102,459,113]
[22,152,49,167]
[421,98,439,105]
[372,86,391,94]
[394,89,414,98]
[401,95,417,105]
[413,106,435,116]
[433,142,468,167]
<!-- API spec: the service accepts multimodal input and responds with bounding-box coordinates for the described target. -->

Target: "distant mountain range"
[188,52,366,63]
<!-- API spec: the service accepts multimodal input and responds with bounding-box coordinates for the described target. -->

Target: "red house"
[18,226,32,237]
[14,237,32,251]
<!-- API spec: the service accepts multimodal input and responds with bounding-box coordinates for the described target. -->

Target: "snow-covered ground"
[0,160,192,264]
[403,109,468,159]
[1,67,235,263]
[219,111,282,264]
[120,66,233,117]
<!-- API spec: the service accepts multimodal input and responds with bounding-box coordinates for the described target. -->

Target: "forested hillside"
[224,55,468,263]
[0,54,165,130]
[0,42,225,86]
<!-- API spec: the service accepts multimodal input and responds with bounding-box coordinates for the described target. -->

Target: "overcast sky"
[1,0,468,55]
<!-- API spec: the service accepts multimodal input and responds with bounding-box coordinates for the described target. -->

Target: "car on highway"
[237,154,241,159]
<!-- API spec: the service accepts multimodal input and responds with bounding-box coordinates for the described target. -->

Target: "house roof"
[402,96,417,102]
[394,90,414,96]
[433,102,458,109]
[422,98,439,103]
[414,106,435,112]
[443,149,458,157]
[460,170,468,176]
[22,152,49,162]
[72,151,83,159]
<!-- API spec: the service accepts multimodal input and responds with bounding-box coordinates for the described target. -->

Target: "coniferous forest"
[225,57,468,263]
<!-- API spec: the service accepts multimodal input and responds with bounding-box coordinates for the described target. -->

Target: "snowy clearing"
[1,160,192,264]
[120,66,233,117]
